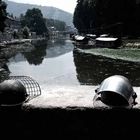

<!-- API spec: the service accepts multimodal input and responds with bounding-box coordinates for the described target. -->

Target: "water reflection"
[6,39,140,87]
[46,39,74,58]
[22,39,70,65]
[23,40,48,65]
[8,39,78,86]
[9,39,73,65]
[73,48,140,86]
[0,64,10,82]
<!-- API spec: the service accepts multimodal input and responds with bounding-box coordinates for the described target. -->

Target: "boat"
[95,37,121,48]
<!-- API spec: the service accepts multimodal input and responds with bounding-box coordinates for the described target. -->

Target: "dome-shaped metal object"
[95,75,137,107]
[0,80,28,106]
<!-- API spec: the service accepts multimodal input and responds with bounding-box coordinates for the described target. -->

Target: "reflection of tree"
[31,39,48,47]
[22,40,48,65]
[0,0,7,32]
[73,48,140,86]
[21,39,74,65]
[0,64,10,82]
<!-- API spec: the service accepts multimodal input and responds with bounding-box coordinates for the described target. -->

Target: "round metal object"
[9,76,41,100]
[95,75,137,107]
[0,80,28,106]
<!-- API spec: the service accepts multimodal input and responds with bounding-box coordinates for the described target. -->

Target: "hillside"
[4,0,74,26]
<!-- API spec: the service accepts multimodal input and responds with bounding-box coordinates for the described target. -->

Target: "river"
[6,38,140,89]
[7,39,79,87]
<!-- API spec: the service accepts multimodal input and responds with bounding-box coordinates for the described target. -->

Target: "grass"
[84,48,140,62]
[79,38,140,62]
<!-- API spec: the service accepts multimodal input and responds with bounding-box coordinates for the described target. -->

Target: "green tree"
[22,26,30,39]
[0,0,7,32]
[73,0,84,33]
[21,8,48,35]
[73,0,138,36]
[46,18,66,31]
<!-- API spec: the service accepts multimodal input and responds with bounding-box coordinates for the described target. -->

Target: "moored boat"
[95,37,122,48]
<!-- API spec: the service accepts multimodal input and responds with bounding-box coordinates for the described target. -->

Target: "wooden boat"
[95,37,121,48]
[73,35,89,44]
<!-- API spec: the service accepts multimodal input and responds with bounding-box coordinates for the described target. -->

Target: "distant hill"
[4,0,74,26]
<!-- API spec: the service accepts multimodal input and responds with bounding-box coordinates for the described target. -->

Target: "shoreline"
[0,38,47,47]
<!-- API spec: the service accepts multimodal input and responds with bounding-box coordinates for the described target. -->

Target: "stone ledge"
[1,85,140,139]
[23,85,140,110]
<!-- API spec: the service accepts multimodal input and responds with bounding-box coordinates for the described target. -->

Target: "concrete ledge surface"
[24,85,140,109]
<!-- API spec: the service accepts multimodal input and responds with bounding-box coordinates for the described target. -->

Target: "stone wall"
[0,85,140,139]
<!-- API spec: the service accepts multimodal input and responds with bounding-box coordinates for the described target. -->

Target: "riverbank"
[74,37,140,63]
[0,38,48,47]
[77,47,140,63]
[74,37,140,55]
[0,38,48,82]
[0,39,34,65]
[0,39,31,47]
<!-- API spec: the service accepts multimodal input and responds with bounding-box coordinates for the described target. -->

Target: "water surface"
[7,39,140,88]
[8,39,79,87]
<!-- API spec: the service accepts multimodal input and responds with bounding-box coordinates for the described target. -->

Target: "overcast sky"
[9,0,77,13]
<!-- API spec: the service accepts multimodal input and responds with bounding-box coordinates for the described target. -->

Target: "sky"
[9,0,77,13]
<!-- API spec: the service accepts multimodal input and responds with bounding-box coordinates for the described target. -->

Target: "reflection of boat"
[73,48,140,86]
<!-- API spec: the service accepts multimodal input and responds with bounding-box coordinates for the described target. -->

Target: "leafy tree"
[73,0,139,36]
[21,8,48,35]
[46,18,66,31]
[12,29,19,39]
[0,0,7,32]
[73,0,85,33]
[22,26,30,39]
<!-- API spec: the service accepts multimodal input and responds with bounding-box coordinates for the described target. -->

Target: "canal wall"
[1,85,140,139]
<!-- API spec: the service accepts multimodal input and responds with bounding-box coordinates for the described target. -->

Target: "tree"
[73,0,85,33]
[0,0,7,32]
[46,18,66,31]
[22,26,30,39]
[21,8,48,35]
[73,0,138,36]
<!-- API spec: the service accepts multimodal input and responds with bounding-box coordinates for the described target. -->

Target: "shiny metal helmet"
[95,75,137,107]
[0,79,28,106]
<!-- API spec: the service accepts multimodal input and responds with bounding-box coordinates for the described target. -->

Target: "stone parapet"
[1,85,140,139]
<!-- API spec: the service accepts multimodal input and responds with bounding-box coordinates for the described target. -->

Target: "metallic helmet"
[95,75,137,107]
[0,80,28,106]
